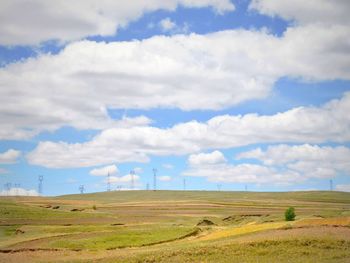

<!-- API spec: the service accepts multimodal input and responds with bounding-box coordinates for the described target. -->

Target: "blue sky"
[0,0,350,196]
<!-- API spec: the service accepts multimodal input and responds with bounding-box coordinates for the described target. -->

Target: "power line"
[153,168,157,191]
[79,185,85,194]
[38,175,43,195]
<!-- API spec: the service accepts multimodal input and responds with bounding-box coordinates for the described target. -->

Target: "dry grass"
[199,222,287,241]
[295,216,350,227]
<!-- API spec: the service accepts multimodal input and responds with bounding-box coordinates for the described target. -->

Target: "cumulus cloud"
[159,18,176,31]
[0,0,234,45]
[183,144,350,185]
[0,187,39,196]
[90,164,118,176]
[158,175,172,182]
[27,93,350,168]
[133,167,143,174]
[0,149,21,164]
[250,0,350,26]
[188,151,226,166]
[237,144,350,179]
[108,174,141,189]
[159,18,189,34]
[336,184,350,192]
[183,151,302,185]
[1,19,350,140]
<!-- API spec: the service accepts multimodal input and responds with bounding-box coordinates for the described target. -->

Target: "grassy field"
[0,190,350,262]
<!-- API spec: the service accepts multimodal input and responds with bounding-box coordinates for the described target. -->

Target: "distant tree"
[285,207,296,221]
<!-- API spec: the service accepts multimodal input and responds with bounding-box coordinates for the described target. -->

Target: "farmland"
[0,190,350,262]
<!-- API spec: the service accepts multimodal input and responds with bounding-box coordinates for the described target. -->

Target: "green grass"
[58,190,350,204]
[49,225,196,250]
[0,200,92,220]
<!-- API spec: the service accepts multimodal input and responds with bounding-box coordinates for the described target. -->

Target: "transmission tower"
[130,170,135,190]
[152,168,157,191]
[38,175,43,195]
[107,172,111,192]
[330,179,333,191]
[245,185,248,192]
[217,184,222,191]
[4,183,11,196]
[14,183,20,196]
[79,185,85,194]
[146,183,149,191]
[183,178,186,191]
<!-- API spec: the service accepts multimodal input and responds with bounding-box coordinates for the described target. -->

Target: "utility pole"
[330,179,333,191]
[130,170,135,190]
[183,178,186,191]
[153,168,157,191]
[107,172,111,192]
[146,183,149,191]
[38,175,43,195]
[79,185,85,194]
[245,185,248,192]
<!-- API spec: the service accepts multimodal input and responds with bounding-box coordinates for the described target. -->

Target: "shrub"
[285,207,296,221]
[92,205,97,210]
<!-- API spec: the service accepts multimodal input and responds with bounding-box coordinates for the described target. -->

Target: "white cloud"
[158,18,189,34]
[336,184,350,192]
[183,156,302,185]
[27,93,350,168]
[1,19,350,140]
[0,187,39,196]
[158,175,172,182]
[108,174,140,188]
[188,150,226,166]
[115,116,153,127]
[133,167,143,174]
[159,18,176,31]
[90,164,118,176]
[183,144,350,186]
[237,144,350,179]
[0,149,21,164]
[249,0,350,26]
[237,144,350,166]
[0,0,234,45]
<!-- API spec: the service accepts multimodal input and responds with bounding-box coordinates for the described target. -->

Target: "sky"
[0,0,350,196]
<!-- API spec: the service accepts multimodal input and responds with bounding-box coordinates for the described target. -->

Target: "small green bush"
[285,207,296,221]
[92,205,97,210]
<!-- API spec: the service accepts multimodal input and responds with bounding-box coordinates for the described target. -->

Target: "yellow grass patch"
[199,222,286,241]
